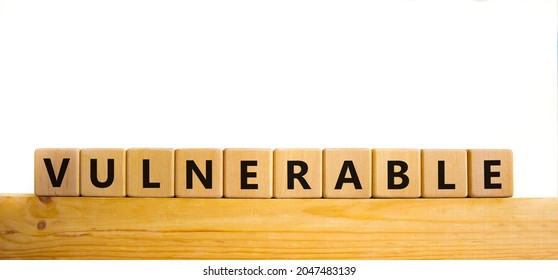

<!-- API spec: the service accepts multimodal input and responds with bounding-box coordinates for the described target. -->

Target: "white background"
[0,0,557,277]
[0,0,556,197]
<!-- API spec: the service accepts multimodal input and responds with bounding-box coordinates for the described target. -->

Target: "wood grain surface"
[1,195,557,259]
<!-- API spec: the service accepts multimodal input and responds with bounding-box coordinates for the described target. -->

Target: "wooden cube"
[224,149,272,198]
[127,148,174,197]
[273,149,322,198]
[468,149,513,197]
[80,148,126,197]
[175,148,223,198]
[34,148,80,196]
[323,149,371,198]
[373,149,420,198]
[421,149,467,198]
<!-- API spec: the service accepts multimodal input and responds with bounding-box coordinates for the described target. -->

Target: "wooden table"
[1,195,557,259]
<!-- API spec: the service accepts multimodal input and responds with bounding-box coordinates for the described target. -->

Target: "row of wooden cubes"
[34,148,513,198]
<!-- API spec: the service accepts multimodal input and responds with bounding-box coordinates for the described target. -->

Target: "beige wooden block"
[468,149,513,197]
[34,148,80,196]
[421,149,467,198]
[175,149,223,198]
[323,149,371,198]
[80,149,126,197]
[127,148,174,197]
[224,149,272,198]
[273,149,322,198]
[373,149,420,198]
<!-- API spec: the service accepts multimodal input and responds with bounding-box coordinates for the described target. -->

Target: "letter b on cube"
[373,149,420,198]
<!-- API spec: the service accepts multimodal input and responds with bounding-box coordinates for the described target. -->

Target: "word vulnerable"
[34,148,513,198]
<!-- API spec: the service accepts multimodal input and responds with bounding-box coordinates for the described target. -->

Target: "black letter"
[241,160,258,189]
[90,159,114,188]
[143,159,160,188]
[387,160,409,189]
[437,160,455,190]
[484,160,502,189]
[186,160,212,189]
[43,158,70,187]
[287,161,311,190]
[335,161,362,190]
